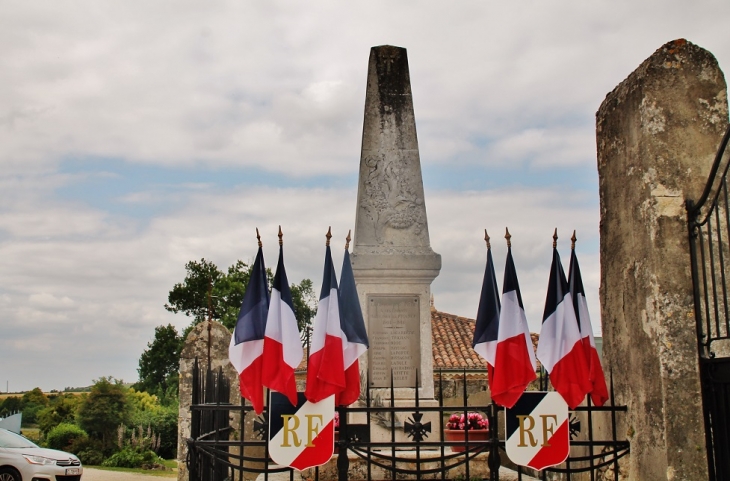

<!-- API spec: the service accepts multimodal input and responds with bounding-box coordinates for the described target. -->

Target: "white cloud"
[0,0,726,391]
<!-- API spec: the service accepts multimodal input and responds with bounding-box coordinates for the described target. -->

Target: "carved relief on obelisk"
[351,46,440,401]
[354,45,434,253]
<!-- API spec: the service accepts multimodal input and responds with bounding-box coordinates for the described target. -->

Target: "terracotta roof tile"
[430,309,540,372]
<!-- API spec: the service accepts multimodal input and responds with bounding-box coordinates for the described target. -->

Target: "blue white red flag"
[337,247,369,406]
[568,245,608,406]
[472,236,500,386]
[262,243,303,407]
[228,244,269,414]
[305,243,346,403]
[537,243,591,409]
[492,240,537,408]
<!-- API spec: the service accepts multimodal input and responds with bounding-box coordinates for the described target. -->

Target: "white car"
[0,428,82,481]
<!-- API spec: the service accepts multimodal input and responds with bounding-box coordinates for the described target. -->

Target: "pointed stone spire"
[353,45,439,260]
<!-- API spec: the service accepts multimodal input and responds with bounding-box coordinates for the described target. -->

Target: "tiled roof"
[431,309,484,370]
[431,309,541,372]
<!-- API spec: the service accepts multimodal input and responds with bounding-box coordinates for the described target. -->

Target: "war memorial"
[178,39,730,481]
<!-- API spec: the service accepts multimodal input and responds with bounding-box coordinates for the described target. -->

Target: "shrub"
[128,405,178,459]
[102,447,160,468]
[67,437,105,465]
[46,423,88,451]
[76,448,105,466]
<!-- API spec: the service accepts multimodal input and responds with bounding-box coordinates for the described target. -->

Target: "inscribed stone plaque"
[367,295,420,387]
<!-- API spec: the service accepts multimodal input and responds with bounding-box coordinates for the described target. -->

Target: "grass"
[19,427,41,442]
[86,460,178,478]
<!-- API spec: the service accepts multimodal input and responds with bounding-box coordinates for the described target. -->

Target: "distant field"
[0,391,87,400]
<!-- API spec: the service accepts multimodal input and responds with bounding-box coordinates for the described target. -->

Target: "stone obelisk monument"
[351,45,441,400]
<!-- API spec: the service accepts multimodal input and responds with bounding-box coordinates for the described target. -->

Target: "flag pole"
[484,229,490,249]
[345,230,351,251]
[256,227,262,248]
[505,227,511,247]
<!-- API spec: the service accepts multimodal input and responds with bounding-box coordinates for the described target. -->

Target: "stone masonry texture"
[597,39,728,480]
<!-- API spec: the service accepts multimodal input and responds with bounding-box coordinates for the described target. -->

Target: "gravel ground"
[82,467,176,481]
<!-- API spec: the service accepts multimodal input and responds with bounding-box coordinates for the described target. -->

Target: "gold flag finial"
[505,227,512,248]
[256,228,262,248]
[345,230,352,250]
[571,230,577,250]
[484,229,491,249]
[326,226,332,246]
[278,226,283,246]
[553,228,558,249]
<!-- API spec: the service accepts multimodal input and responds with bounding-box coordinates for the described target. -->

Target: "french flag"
[568,238,608,406]
[537,235,591,409]
[472,231,501,389]
[228,241,269,414]
[337,241,369,406]
[262,238,303,407]
[491,232,537,408]
[305,237,346,403]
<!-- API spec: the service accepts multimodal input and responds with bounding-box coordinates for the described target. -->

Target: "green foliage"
[22,387,49,406]
[135,324,183,398]
[165,257,316,334]
[45,423,88,451]
[0,396,21,416]
[129,404,178,459]
[101,447,160,468]
[37,394,82,435]
[105,423,164,469]
[76,447,105,466]
[164,258,224,324]
[76,377,129,449]
[20,387,50,426]
[68,436,106,465]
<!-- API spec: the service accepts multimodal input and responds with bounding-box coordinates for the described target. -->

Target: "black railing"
[687,124,730,481]
[186,360,628,481]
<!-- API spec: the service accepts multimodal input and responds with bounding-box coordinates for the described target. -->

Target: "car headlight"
[22,454,57,465]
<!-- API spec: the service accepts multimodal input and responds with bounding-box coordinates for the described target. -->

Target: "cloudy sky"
[1,1,728,393]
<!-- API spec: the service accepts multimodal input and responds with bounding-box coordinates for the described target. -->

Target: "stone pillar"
[597,39,728,480]
[351,45,441,401]
[177,320,245,481]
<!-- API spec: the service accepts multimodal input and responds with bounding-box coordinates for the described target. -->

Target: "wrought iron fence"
[186,359,628,481]
[687,124,730,481]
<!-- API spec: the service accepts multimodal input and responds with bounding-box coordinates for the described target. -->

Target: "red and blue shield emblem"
[268,392,335,470]
[505,391,569,470]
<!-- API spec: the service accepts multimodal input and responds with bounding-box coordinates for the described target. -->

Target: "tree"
[0,396,21,417]
[21,387,49,426]
[77,377,129,450]
[165,258,316,333]
[136,324,183,399]
[164,259,223,324]
[37,394,82,435]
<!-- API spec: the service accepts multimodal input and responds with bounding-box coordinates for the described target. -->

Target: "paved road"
[82,467,176,481]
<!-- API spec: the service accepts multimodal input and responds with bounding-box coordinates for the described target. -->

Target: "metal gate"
[186,360,629,481]
[686,124,730,481]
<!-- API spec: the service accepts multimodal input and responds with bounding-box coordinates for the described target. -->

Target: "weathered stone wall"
[597,39,728,480]
[177,320,241,481]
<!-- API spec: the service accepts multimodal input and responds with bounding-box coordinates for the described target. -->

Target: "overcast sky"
[1,1,728,393]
